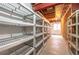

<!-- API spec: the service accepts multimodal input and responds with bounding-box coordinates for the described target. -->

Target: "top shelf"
[0,3,35,26]
[68,10,79,19]
[67,10,79,26]
[0,3,33,17]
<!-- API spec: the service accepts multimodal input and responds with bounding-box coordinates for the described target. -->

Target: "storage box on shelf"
[67,10,79,55]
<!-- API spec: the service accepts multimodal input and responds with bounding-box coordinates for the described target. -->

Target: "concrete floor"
[39,35,70,55]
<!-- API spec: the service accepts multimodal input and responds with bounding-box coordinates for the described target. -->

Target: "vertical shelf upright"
[33,14,36,55]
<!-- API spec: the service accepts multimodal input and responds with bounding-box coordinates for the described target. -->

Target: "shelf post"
[76,10,78,55]
[33,14,36,55]
[42,20,44,46]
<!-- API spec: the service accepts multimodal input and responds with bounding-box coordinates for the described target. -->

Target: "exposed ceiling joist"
[33,3,61,11]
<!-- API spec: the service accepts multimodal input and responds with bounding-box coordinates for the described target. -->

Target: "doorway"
[51,22,61,35]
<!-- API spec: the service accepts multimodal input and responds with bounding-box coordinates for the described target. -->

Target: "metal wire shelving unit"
[0,3,50,55]
[67,10,79,55]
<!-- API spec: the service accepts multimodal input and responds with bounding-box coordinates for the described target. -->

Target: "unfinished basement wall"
[61,4,72,39]
[61,4,79,39]
[55,4,64,35]
[55,4,63,19]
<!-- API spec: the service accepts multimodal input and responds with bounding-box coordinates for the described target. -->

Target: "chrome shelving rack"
[67,10,79,55]
[0,3,50,55]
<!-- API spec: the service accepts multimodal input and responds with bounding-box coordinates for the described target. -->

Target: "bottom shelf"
[11,46,34,55]
[0,35,34,52]
[0,41,34,55]
[44,35,49,43]
[36,40,48,55]
[36,45,43,55]
[36,42,43,54]
[0,34,49,55]
[70,45,76,55]
[68,42,77,55]
[10,40,34,55]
